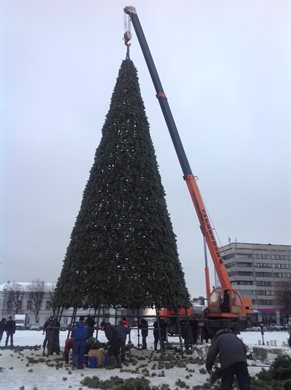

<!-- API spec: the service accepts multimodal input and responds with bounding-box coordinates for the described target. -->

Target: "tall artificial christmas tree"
[53,59,189,310]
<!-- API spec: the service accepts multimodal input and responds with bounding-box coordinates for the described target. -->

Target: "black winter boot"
[106,355,117,369]
[116,356,122,368]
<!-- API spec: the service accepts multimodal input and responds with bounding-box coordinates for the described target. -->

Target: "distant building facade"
[0,282,57,328]
[220,242,291,324]
[2,242,291,328]
[0,282,135,329]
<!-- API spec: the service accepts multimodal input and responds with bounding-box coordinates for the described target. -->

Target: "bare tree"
[274,277,291,321]
[6,282,25,314]
[29,279,46,322]
[47,284,55,310]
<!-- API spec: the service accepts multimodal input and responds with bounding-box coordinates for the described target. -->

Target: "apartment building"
[220,242,291,324]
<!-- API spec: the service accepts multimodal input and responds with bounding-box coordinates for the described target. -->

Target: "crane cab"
[207,287,251,318]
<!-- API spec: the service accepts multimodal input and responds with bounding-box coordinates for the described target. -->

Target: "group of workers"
[59,316,167,369]
[61,316,131,369]
[40,314,252,389]
[0,316,16,347]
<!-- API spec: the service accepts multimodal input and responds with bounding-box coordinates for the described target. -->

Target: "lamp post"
[1,281,10,318]
[260,323,265,346]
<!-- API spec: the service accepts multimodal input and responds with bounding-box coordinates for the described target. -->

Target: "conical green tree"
[53,59,190,310]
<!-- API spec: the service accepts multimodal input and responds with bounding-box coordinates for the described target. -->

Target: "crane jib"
[124,5,252,329]
[125,5,240,302]
[125,8,192,177]
[155,91,192,176]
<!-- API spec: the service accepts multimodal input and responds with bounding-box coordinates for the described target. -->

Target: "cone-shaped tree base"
[53,59,190,310]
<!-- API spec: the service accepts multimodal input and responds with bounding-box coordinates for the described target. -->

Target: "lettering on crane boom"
[201,208,222,263]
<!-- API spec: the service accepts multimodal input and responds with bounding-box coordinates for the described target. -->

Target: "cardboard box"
[88,348,105,367]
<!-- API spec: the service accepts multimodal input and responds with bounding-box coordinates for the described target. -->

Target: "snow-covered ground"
[0,329,290,389]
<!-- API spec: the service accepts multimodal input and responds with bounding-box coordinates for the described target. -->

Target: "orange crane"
[124,6,252,336]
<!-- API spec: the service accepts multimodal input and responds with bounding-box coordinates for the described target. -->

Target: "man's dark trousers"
[221,362,250,390]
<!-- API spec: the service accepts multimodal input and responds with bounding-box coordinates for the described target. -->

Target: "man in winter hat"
[206,328,250,390]
[99,320,123,368]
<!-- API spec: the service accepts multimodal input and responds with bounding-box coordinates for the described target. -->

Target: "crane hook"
[123,13,132,59]
[124,31,132,59]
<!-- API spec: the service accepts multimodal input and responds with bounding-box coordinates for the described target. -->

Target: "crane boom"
[124,7,252,332]
[124,6,232,295]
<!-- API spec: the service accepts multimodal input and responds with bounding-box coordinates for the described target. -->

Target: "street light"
[260,323,265,346]
[1,281,10,318]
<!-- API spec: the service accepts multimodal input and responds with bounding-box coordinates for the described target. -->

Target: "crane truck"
[124,6,252,338]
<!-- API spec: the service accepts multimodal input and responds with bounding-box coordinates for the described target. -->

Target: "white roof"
[0,282,56,292]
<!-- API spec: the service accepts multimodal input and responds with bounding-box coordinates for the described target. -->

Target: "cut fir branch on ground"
[250,354,291,390]
[81,375,151,389]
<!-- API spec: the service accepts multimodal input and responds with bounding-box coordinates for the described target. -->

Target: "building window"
[257,290,274,296]
[273,263,289,269]
[254,263,272,268]
[274,281,288,287]
[237,262,253,267]
[258,299,274,305]
[46,301,51,310]
[17,300,22,311]
[256,281,273,286]
[6,299,13,312]
[255,272,273,277]
[274,272,290,278]
[236,253,253,259]
[237,271,254,276]
[234,281,254,286]
[27,300,32,310]
[266,290,274,296]
[239,290,256,296]
[222,254,236,260]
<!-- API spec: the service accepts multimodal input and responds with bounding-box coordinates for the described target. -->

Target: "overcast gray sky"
[1,0,290,298]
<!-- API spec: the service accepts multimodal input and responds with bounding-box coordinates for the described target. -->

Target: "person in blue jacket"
[72,316,88,369]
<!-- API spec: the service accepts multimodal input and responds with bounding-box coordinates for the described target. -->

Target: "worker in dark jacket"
[206,328,250,390]
[159,318,167,342]
[117,319,130,361]
[0,318,6,345]
[153,318,167,351]
[47,317,61,355]
[138,318,148,349]
[85,315,95,338]
[100,320,123,368]
[180,320,192,351]
[72,316,88,369]
[5,316,16,347]
[42,316,53,355]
